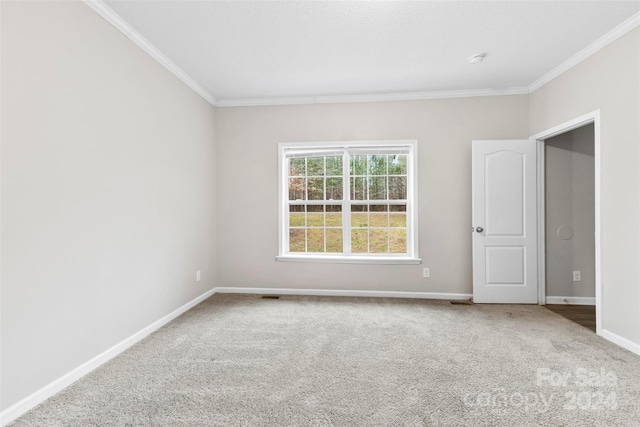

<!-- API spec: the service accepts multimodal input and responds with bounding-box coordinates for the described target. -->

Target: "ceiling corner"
[83,0,217,106]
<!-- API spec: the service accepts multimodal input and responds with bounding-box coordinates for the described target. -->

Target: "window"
[277,140,420,264]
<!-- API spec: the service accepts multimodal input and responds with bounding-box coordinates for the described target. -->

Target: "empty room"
[2,1,640,425]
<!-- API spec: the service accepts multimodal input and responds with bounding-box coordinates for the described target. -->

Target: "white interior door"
[472,140,538,303]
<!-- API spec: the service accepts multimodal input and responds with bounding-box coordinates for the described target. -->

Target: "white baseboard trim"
[0,288,216,427]
[213,286,473,301]
[545,296,596,305]
[601,329,640,357]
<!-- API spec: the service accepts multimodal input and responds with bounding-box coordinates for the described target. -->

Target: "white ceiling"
[100,1,640,105]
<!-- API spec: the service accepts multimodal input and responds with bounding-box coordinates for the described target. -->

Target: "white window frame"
[276,140,421,264]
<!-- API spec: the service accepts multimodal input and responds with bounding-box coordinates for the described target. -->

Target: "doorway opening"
[532,110,601,335]
[543,123,596,331]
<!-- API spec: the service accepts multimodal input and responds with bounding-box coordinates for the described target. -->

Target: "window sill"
[275,255,422,265]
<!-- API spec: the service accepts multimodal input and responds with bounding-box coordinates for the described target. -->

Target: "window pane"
[307,157,324,176]
[326,156,342,176]
[307,229,324,252]
[289,205,305,227]
[368,155,387,176]
[289,178,306,200]
[350,177,366,200]
[351,205,368,227]
[390,205,407,227]
[351,229,368,253]
[369,204,388,227]
[307,205,324,227]
[307,178,324,200]
[289,158,306,176]
[289,229,305,252]
[370,229,389,253]
[388,154,407,175]
[368,177,386,200]
[389,176,407,200]
[326,229,342,253]
[390,228,406,253]
[350,155,366,176]
[326,205,342,226]
[326,177,343,200]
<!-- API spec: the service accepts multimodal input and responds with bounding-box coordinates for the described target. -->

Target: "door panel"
[473,140,537,303]
[486,247,525,284]
[485,151,524,236]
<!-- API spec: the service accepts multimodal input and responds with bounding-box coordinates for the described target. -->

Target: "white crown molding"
[316,87,529,104]
[84,0,638,108]
[215,96,317,108]
[83,0,217,106]
[214,87,530,108]
[529,11,640,92]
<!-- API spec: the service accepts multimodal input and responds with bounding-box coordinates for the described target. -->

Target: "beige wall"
[215,96,529,293]
[1,1,217,410]
[545,124,595,299]
[530,28,640,343]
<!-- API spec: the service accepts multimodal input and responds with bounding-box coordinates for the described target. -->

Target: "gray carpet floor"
[9,294,640,426]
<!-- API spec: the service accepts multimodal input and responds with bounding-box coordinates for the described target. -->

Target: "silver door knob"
[475,227,484,233]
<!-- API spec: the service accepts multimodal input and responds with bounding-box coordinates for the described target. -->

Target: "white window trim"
[276,140,421,264]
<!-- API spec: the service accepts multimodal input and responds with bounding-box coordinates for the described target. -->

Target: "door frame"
[530,109,602,335]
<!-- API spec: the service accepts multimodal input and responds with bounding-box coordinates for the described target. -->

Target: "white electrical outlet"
[572,271,581,282]
[423,268,430,278]
[196,270,201,282]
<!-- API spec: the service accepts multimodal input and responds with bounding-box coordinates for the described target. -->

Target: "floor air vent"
[261,295,280,299]
[450,300,474,305]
